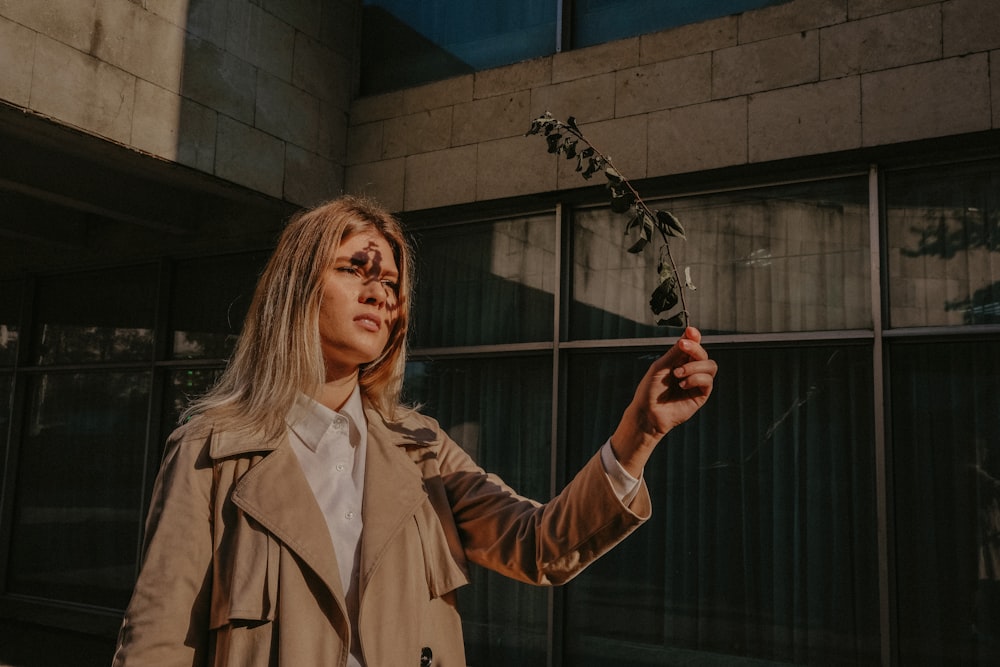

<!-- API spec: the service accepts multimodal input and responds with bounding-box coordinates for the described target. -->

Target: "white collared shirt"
[286,386,367,666]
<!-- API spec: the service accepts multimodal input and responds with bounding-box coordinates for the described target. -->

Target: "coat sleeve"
[112,423,215,667]
[433,422,652,586]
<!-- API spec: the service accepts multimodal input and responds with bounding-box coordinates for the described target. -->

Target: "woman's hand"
[610,327,717,477]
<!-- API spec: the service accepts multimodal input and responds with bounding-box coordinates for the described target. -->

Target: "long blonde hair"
[182,195,413,439]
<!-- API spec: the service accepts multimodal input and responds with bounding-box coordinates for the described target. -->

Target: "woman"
[112,195,717,666]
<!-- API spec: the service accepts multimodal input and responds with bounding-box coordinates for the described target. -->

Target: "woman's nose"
[360,277,388,305]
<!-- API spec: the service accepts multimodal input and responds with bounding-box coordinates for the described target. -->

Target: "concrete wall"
[0,0,359,206]
[344,0,1000,213]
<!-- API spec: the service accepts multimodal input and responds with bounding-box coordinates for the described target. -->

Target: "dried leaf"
[562,138,578,159]
[656,209,686,239]
[656,312,687,327]
[627,237,649,253]
[546,133,562,153]
[610,197,631,214]
[649,275,679,314]
[581,157,602,179]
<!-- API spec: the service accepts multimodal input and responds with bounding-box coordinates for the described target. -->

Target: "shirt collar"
[286,385,366,452]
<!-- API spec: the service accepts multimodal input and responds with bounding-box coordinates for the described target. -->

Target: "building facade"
[1,0,999,664]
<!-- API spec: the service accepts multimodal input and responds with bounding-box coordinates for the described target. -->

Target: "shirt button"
[345,511,355,520]
[335,463,345,472]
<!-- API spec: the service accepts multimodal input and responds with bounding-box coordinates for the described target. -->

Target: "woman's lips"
[355,314,381,332]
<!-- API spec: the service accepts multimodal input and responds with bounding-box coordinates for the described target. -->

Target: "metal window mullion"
[0,277,34,596]
[547,203,564,667]
[132,259,173,580]
[557,0,572,53]
[869,164,893,667]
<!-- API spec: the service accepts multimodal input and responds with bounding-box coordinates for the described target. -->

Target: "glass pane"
[0,279,21,366]
[891,340,1000,666]
[361,0,556,94]
[411,214,556,347]
[574,0,785,48]
[0,372,11,454]
[563,344,879,664]
[32,265,157,364]
[160,368,223,457]
[570,177,871,338]
[886,160,1000,327]
[170,252,269,360]
[7,371,151,608]
[404,355,552,665]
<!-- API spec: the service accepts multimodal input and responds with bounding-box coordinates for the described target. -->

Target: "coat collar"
[208,424,281,459]
[229,437,349,608]
[358,405,438,587]
[215,401,441,609]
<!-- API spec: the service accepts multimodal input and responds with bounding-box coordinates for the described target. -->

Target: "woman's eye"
[380,279,399,293]
[336,266,361,277]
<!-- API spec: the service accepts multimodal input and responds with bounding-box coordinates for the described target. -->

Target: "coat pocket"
[209,518,280,629]
[412,501,469,599]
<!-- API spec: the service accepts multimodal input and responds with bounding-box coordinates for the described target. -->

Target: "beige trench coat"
[112,403,651,666]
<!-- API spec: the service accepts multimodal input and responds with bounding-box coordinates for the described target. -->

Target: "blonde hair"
[182,195,413,440]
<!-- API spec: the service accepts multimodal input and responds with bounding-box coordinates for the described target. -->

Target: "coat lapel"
[228,439,349,612]
[359,407,431,590]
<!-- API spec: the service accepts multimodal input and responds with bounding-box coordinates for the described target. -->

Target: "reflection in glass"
[573,0,784,48]
[404,355,551,665]
[0,372,11,454]
[160,368,222,456]
[170,252,269,360]
[361,0,556,94]
[33,266,156,365]
[0,279,21,366]
[891,340,1000,666]
[410,215,556,348]
[563,345,878,664]
[571,178,871,338]
[7,372,151,608]
[886,160,1000,327]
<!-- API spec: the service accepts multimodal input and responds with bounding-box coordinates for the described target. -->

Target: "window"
[361,0,788,95]
[404,355,553,664]
[6,371,150,608]
[563,344,878,664]
[32,266,157,365]
[361,0,556,94]
[402,156,1000,664]
[2,150,999,665]
[885,160,1000,665]
[0,279,20,366]
[410,214,556,348]
[0,253,265,614]
[170,253,270,360]
[890,340,1000,665]
[572,0,787,49]
[886,160,1000,328]
[571,177,871,338]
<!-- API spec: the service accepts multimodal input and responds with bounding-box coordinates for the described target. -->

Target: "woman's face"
[318,229,400,380]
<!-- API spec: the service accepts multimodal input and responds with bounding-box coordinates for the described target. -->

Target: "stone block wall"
[345,0,1000,213]
[0,0,359,206]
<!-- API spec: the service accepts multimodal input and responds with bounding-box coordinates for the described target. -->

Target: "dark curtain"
[7,371,151,608]
[891,339,1000,666]
[410,217,555,349]
[404,355,553,666]
[562,344,880,665]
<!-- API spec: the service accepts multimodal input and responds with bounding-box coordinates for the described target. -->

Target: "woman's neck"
[316,370,359,412]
